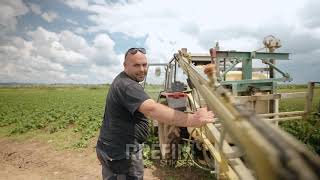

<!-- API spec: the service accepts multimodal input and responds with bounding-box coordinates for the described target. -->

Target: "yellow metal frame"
[174,50,320,180]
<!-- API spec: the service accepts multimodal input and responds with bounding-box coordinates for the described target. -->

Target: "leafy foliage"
[278,88,320,154]
[0,86,107,147]
[280,117,320,154]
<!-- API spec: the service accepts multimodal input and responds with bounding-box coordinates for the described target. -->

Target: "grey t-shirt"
[98,71,150,159]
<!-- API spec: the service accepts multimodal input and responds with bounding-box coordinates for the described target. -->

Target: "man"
[96,48,214,180]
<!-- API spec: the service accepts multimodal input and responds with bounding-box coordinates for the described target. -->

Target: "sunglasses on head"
[125,48,146,58]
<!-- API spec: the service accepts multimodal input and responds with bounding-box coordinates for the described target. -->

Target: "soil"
[0,138,210,180]
[0,138,162,180]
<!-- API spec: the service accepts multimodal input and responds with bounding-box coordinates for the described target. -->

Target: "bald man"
[96,48,214,180]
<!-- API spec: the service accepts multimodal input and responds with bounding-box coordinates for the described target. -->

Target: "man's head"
[123,48,148,82]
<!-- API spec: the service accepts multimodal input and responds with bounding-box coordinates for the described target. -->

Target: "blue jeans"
[96,142,144,180]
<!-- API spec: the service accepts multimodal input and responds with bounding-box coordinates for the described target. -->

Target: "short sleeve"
[123,83,150,115]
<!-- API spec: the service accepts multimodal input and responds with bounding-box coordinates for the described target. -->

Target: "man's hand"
[204,64,216,76]
[188,107,214,127]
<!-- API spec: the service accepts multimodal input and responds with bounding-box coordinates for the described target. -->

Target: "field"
[0,85,107,148]
[0,85,163,148]
[0,85,319,179]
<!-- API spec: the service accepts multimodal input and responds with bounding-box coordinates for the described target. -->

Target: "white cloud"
[28,3,42,15]
[93,34,115,50]
[92,0,108,5]
[0,25,121,83]
[208,36,260,52]
[0,0,29,32]
[63,0,89,10]
[27,26,59,43]
[66,18,79,25]
[0,0,319,83]
[0,38,67,83]
[89,64,121,83]
[28,3,59,24]
[299,0,320,28]
[50,41,88,64]
[41,11,58,23]
[144,31,204,64]
[27,27,88,65]
[69,73,88,80]
[74,27,87,34]
[62,0,306,62]
[59,30,88,51]
[91,34,120,66]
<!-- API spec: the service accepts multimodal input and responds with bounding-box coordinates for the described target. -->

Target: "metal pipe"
[143,65,150,89]
[258,111,305,118]
[263,116,303,122]
[262,60,290,79]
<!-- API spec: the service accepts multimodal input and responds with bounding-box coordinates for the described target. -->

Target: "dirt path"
[0,138,160,180]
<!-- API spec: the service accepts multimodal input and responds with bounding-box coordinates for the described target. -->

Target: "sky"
[0,0,319,84]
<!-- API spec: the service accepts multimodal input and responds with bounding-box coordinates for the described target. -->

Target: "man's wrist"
[186,113,195,127]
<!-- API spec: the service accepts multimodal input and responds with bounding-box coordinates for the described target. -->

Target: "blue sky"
[0,0,319,84]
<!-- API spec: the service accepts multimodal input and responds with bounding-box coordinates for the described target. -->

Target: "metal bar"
[258,111,305,118]
[169,57,175,64]
[234,92,307,101]
[174,58,177,82]
[221,77,291,85]
[280,92,307,99]
[262,60,290,79]
[233,67,269,72]
[143,65,150,89]
[148,63,168,66]
[221,59,241,80]
[189,52,290,63]
[223,59,226,80]
[216,51,290,60]
[242,58,252,80]
[268,47,276,79]
[263,116,303,122]
[165,64,171,90]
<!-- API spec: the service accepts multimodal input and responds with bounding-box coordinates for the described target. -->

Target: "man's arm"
[138,99,214,127]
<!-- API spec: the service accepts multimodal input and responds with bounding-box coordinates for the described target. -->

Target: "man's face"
[124,52,148,82]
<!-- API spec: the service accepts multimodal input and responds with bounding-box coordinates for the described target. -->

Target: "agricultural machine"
[143,36,320,180]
